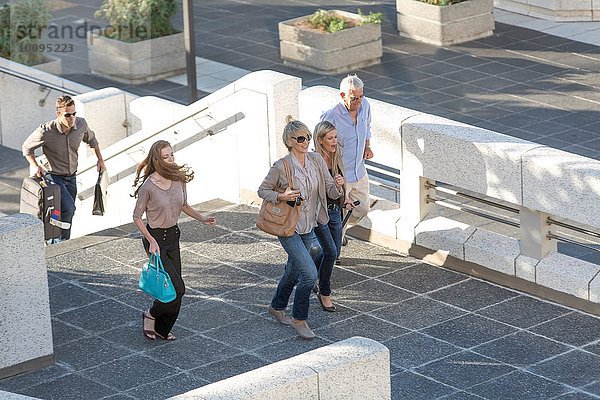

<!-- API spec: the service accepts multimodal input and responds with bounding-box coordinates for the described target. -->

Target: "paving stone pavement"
[2,0,600,397]
[39,0,600,160]
[1,201,599,400]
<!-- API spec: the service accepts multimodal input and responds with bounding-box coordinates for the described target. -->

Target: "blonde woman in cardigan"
[258,117,343,339]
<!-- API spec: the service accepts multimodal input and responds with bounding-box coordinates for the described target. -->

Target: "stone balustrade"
[299,85,600,311]
[168,337,391,400]
[0,214,53,379]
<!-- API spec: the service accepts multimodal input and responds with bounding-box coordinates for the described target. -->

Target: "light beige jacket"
[257,152,342,226]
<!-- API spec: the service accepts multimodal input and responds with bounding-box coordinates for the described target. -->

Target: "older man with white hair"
[320,74,373,245]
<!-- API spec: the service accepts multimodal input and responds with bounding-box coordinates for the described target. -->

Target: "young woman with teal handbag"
[132,140,216,341]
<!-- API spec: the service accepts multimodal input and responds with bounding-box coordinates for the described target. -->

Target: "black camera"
[287,195,303,208]
[344,200,360,208]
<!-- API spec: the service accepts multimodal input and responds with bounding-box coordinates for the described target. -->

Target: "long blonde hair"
[313,121,343,177]
[132,140,194,198]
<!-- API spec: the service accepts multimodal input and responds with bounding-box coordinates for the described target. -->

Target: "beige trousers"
[343,174,370,235]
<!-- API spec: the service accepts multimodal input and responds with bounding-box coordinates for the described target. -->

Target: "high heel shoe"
[142,311,156,340]
[317,294,336,312]
[291,319,316,340]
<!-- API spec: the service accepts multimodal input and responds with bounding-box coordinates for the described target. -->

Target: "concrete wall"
[0,58,92,151]
[0,214,53,379]
[168,337,391,400]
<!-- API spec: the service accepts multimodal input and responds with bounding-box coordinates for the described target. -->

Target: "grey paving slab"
[391,371,456,400]
[442,392,485,400]
[55,298,139,333]
[0,147,27,175]
[19,374,118,400]
[252,335,332,364]
[583,342,600,356]
[54,336,134,371]
[185,264,265,296]
[337,239,418,277]
[228,252,285,281]
[335,278,415,312]
[472,331,570,366]
[555,392,600,400]
[145,334,241,370]
[79,354,180,391]
[476,295,571,328]
[416,351,516,390]
[385,331,462,369]
[177,297,257,333]
[0,363,72,393]
[421,314,518,349]
[378,263,468,294]
[48,281,105,315]
[529,312,600,347]
[313,314,408,343]
[188,233,277,264]
[190,353,268,383]
[427,279,520,312]
[468,370,568,400]
[374,296,464,331]
[528,349,600,388]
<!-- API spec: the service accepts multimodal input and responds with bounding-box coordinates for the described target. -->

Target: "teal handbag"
[138,253,176,303]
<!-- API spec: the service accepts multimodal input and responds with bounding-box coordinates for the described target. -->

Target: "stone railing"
[168,337,390,400]
[300,85,600,313]
[68,70,299,238]
[0,214,53,379]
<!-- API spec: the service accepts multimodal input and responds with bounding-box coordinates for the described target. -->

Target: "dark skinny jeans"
[142,224,185,338]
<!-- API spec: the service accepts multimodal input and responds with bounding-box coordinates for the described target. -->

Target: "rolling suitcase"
[20,175,67,240]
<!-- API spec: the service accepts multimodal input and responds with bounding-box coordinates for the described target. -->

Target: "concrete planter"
[278,11,382,75]
[87,32,185,84]
[495,0,600,21]
[396,0,495,46]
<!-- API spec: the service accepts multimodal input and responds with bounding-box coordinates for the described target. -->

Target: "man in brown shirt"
[22,95,106,242]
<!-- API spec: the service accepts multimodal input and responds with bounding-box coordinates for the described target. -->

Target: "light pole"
[183,0,197,103]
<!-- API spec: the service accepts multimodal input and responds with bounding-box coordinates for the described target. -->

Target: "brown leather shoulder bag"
[256,159,300,237]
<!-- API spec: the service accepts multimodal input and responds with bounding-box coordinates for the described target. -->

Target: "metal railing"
[425,181,600,254]
[0,65,81,97]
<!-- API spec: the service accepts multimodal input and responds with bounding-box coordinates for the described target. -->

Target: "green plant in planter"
[95,0,177,42]
[0,0,52,65]
[307,9,383,33]
[416,0,469,5]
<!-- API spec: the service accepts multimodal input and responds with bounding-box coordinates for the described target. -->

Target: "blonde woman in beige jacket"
[258,117,343,339]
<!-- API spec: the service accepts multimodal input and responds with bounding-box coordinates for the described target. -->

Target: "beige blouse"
[133,179,187,228]
[291,154,320,234]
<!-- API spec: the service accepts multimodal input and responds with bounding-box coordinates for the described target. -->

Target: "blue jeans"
[272,230,322,321]
[50,174,77,240]
[314,204,343,296]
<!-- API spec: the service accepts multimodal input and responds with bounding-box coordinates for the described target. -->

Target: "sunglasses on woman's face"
[292,134,311,144]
